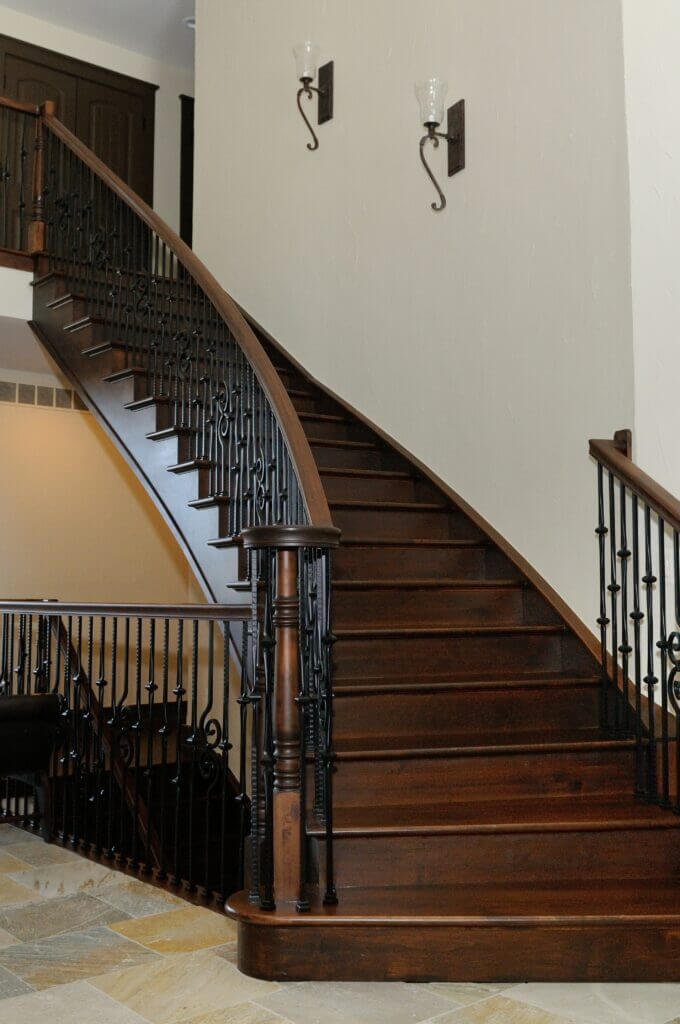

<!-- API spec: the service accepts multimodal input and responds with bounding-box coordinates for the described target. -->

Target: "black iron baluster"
[185,619,199,892]
[130,617,143,868]
[105,616,118,859]
[631,495,645,798]
[319,548,338,906]
[608,471,621,733]
[218,620,232,903]
[93,616,107,853]
[144,618,157,876]
[658,518,670,806]
[671,531,680,814]
[171,619,185,886]
[643,504,658,800]
[71,616,83,848]
[618,483,632,733]
[157,617,170,881]
[116,618,132,866]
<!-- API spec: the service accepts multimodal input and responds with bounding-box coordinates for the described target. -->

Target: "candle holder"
[415,78,465,212]
[293,42,334,151]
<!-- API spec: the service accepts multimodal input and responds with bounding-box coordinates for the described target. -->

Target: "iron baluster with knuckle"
[590,431,680,809]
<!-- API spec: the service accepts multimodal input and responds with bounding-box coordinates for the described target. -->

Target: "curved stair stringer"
[30,304,225,605]
[225,312,680,984]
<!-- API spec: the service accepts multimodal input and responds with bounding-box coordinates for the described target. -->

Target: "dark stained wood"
[0,245,34,271]
[590,435,680,533]
[228,884,680,981]
[0,34,155,202]
[272,548,302,904]
[179,94,194,246]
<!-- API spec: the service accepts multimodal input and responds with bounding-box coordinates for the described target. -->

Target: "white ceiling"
[2,0,195,69]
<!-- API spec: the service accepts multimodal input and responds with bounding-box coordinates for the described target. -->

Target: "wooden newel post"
[271,545,302,903]
[240,523,341,908]
[28,100,56,255]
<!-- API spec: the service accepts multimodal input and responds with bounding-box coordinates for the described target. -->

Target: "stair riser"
[324,746,635,806]
[321,474,436,503]
[333,545,520,580]
[300,419,375,443]
[311,443,405,471]
[312,827,680,888]
[333,586,560,627]
[332,508,484,541]
[127,402,172,435]
[291,393,341,415]
[333,632,594,678]
[333,684,601,741]
[236,920,680,982]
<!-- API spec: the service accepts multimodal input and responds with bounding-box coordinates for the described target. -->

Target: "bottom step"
[228,881,680,981]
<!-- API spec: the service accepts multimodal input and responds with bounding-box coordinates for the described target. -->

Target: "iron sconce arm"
[296,62,334,152]
[418,99,466,212]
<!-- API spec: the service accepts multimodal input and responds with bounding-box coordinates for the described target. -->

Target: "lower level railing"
[591,430,680,809]
[0,527,340,910]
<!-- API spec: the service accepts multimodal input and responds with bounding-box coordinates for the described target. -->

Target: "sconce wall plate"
[447,99,465,176]
[317,61,334,124]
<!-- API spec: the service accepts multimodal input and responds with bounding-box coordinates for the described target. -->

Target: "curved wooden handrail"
[41,110,333,528]
[589,437,680,534]
[0,97,38,116]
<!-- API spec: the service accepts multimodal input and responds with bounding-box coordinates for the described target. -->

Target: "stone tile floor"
[0,823,678,1022]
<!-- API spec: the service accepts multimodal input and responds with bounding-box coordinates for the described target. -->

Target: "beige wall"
[622,0,680,493]
[0,299,198,604]
[193,0,634,631]
[0,2,193,232]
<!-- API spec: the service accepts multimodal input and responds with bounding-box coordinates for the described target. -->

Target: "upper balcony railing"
[590,430,680,809]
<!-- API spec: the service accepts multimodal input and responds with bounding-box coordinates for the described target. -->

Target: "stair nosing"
[334,624,567,639]
[332,736,638,762]
[333,674,601,696]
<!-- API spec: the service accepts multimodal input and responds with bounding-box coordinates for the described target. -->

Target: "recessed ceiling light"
[182,15,195,30]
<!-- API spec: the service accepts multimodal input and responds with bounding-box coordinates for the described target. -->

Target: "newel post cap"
[239,524,341,550]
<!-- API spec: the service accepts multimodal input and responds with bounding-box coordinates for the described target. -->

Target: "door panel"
[0,35,155,205]
[3,54,77,129]
[76,80,153,203]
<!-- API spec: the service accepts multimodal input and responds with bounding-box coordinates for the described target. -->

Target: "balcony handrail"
[0,600,251,620]
[589,435,680,534]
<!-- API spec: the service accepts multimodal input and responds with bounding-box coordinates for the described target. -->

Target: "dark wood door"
[2,53,77,128]
[76,80,153,204]
[0,35,156,203]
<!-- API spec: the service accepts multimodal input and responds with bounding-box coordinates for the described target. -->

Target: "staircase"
[5,95,680,982]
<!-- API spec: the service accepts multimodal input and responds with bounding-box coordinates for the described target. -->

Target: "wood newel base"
[272,547,302,904]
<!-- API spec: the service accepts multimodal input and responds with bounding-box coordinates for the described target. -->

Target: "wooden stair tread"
[329,500,447,511]
[332,730,632,760]
[335,623,567,638]
[333,578,525,590]
[309,437,378,450]
[103,367,147,383]
[167,459,211,474]
[307,796,680,836]
[333,672,601,694]
[319,467,414,479]
[228,878,680,926]
[339,538,488,548]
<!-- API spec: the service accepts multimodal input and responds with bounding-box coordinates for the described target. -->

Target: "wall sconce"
[415,79,465,211]
[293,41,334,151]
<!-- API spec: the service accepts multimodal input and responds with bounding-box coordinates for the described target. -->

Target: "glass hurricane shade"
[415,78,448,126]
[294,41,320,82]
